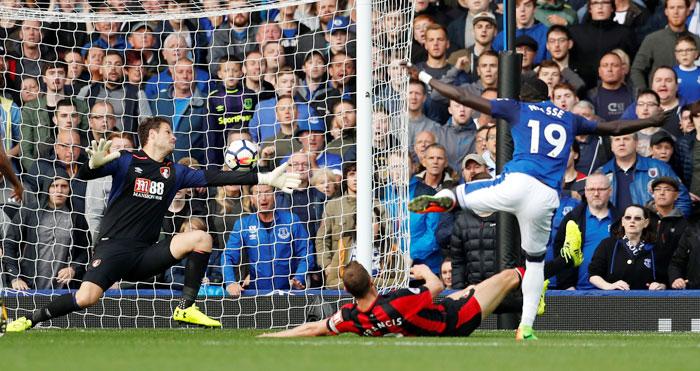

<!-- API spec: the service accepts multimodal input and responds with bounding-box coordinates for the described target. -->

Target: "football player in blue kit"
[404,62,669,340]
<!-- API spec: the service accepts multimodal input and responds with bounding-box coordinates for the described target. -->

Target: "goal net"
[0,0,414,328]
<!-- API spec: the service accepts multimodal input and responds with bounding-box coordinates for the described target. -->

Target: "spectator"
[679,104,694,135]
[568,0,636,89]
[63,49,89,97]
[647,177,688,284]
[87,101,119,144]
[563,141,586,196]
[450,11,498,83]
[159,0,209,66]
[460,153,488,183]
[651,66,683,137]
[84,132,133,240]
[440,257,453,289]
[206,56,247,166]
[411,14,435,64]
[123,51,150,89]
[126,22,160,71]
[545,25,586,93]
[275,5,312,54]
[81,9,127,54]
[598,133,691,216]
[315,162,363,288]
[631,0,700,91]
[446,0,492,50]
[310,168,340,199]
[295,3,356,68]
[515,35,538,76]
[145,34,211,99]
[257,96,302,165]
[0,91,20,169]
[535,0,577,27]
[589,204,667,290]
[223,184,310,296]
[668,210,700,289]
[84,45,105,84]
[248,66,312,143]
[650,130,676,163]
[690,102,700,196]
[208,0,256,67]
[262,41,286,85]
[21,97,89,172]
[2,172,89,290]
[416,143,458,192]
[324,16,353,60]
[413,130,437,167]
[240,50,275,110]
[150,58,207,163]
[587,52,634,121]
[552,82,579,112]
[552,173,617,289]
[473,125,490,156]
[327,51,356,101]
[6,20,56,79]
[406,154,442,274]
[326,99,356,158]
[408,80,443,147]
[298,50,338,118]
[536,60,562,96]
[19,77,39,105]
[633,90,664,156]
[609,0,650,31]
[443,99,477,171]
[493,0,549,65]
[78,50,152,135]
[288,118,342,173]
[672,35,700,105]
[482,125,497,176]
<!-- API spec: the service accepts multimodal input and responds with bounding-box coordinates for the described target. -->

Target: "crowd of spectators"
[1,0,700,295]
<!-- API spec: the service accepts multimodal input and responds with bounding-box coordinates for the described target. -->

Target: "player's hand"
[671,278,688,290]
[86,139,120,169]
[11,278,29,291]
[56,267,75,285]
[290,278,305,290]
[608,280,630,290]
[409,264,432,280]
[647,282,666,291]
[399,61,420,80]
[226,282,244,297]
[257,162,302,194]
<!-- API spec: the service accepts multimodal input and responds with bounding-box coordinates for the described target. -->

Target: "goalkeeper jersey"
[77,150,258,244]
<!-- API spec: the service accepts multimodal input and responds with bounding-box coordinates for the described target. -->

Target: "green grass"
[1,329,698,371]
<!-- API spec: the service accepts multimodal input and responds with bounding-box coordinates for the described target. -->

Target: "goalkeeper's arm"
[78,139,121,180]
[187,163,302,193]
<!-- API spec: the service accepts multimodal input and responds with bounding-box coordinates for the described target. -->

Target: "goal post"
[0,0,415,328]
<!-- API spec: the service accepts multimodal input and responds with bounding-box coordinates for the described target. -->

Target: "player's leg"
[447,269,521,319]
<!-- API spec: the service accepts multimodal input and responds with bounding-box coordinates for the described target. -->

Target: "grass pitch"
[1,329,698,371]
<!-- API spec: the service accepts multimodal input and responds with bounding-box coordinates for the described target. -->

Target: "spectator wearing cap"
[2,170,90,291]
[598,132,692,216]
[145,33,213,99]
[568,0,636,90]
[442,99,476,172]
[5,20,57,80]
[650,130,675,164]
[515,35,539,76]
[493,0,549,65]
[126,22,161,72]
[298,50,339,116]
[78,50,152,136]
[325,16,354,58]
[448,11,498,83]
[631,0,700,92]
[80,9,127,55]
[282,118,342,174]
[446,0,492,51]
[416,24,468,124]
[208,0,256,66]
[587,52,634,122]
[296,15,356,70]
[150,58,207,163]
[535,0,577,27]
[545,26,586,94]
[460,153,487,183]
[21,62,90,171]
[647,176,688,285]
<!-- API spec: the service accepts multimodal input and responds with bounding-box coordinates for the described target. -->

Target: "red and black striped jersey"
[325,286,448,337]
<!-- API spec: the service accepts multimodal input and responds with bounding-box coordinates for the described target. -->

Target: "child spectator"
[672,35,700,105]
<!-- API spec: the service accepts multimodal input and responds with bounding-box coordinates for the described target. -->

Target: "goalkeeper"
[7,117,301,332]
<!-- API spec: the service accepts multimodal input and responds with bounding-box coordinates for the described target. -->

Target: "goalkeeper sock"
[178,250,211,309]
[31,293,82,325]
[520,260,545,327]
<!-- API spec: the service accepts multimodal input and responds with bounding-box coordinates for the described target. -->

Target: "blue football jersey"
[490,99,598,190]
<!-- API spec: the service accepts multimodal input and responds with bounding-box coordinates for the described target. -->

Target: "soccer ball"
[224,139,258,171]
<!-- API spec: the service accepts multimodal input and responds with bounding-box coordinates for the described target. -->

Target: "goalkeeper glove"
[257,162,302,194]
[86,139,120,169]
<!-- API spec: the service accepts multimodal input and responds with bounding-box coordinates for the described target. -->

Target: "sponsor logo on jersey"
[160,167,171,179]
[648,168,658,178]
[133,177,165,200]
[135,167,143,174]
[248,225,258,240]
[277,227,290,240]
[216,104,224,112]
[243,98,253,110]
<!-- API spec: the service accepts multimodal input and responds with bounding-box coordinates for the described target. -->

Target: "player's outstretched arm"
[410,264,445,299]
[0,144,23,201]
[258,320,331,338]
[86,139,120,169]
[257,162,302,194]
[594,110,671,136]
[402,62,491,115]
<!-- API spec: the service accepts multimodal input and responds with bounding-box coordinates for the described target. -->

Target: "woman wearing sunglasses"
[589,204,667,290]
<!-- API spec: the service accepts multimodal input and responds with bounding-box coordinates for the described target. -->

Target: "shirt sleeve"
[76,150,125,180]
[489,99,520,123]
[174,164,259,189]
[326,306,357,335]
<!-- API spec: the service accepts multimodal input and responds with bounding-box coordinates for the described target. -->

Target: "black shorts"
[83,237,179,291]
[441,289,482,337]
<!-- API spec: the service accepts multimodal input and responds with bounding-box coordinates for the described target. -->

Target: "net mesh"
[0,0,414,328]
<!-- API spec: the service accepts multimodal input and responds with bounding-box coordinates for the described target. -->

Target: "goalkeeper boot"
[515,325,538,341]
[561,220,583,267]
[537,279,549,316]
[6,317,33,333]
[408,195,454,213]
[173,304,222,328]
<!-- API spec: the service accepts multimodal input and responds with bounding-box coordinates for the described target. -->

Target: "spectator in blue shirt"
[144,34,212,99]
[672,35,700,106]
[223,184,311,296]
[493,0,549,65]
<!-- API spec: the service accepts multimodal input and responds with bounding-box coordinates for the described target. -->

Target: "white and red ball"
[224,139,259,171]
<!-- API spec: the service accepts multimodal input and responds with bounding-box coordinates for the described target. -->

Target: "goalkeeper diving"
[402,62,669,340]
[6,117,301,332]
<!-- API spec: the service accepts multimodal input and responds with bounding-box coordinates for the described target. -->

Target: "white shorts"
[454,172,559,255]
